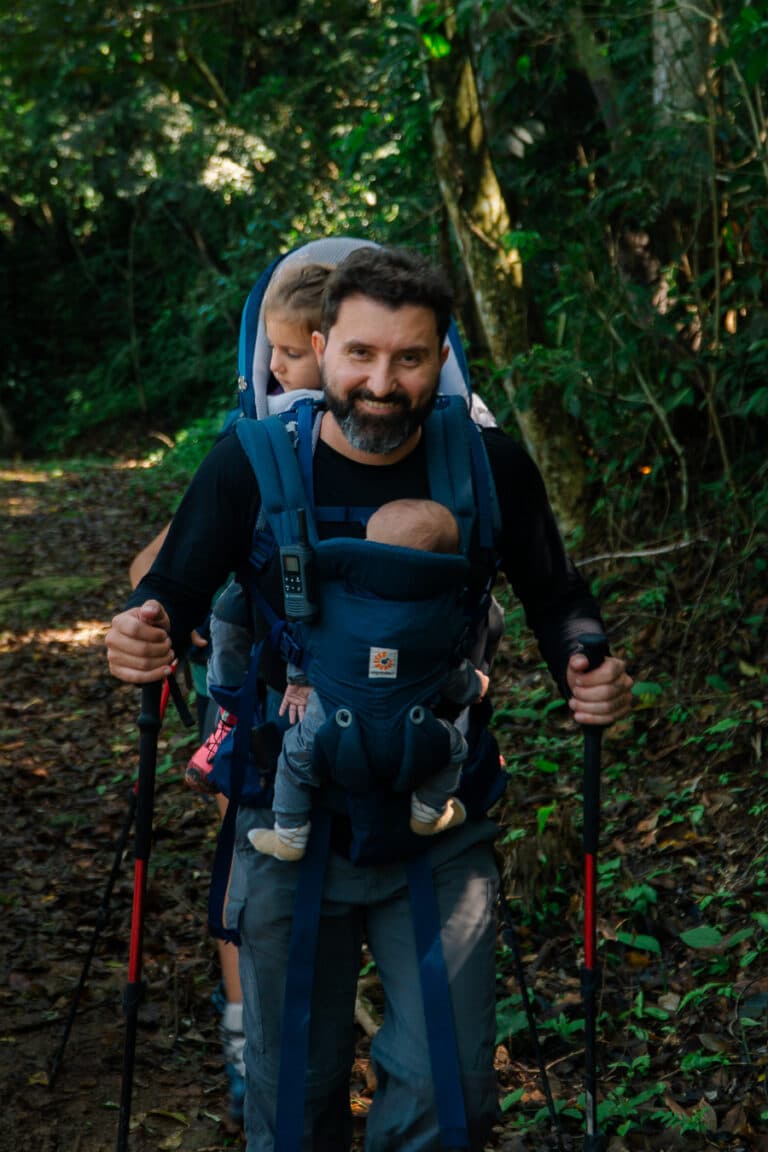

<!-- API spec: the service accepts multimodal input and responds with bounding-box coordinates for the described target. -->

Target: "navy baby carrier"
[247,397,502,841]
[288,528,471,851]
[207,393,505,880]
[206,237,505,1150]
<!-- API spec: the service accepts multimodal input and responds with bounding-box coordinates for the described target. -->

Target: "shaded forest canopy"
[1,0,765,544]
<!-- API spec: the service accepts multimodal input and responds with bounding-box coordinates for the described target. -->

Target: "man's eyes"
[346,348,425,365]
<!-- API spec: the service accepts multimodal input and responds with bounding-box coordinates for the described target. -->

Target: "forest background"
[1,1,767,1150]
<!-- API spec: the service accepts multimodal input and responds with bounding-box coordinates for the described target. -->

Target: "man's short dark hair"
[320,247,454,345]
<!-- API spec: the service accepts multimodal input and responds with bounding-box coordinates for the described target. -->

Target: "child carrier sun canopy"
[236,236,475,421]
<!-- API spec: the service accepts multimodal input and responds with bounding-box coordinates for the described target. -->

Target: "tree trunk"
[652,0,708,127]
[412,0,587,533]
[565,4,621,142]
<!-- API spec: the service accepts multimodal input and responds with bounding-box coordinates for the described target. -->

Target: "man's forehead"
[330,294,440,344]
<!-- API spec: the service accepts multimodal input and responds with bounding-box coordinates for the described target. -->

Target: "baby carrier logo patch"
[369,647,398,679]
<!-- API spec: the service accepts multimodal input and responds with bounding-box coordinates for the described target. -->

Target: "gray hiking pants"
[226,809,501,1151]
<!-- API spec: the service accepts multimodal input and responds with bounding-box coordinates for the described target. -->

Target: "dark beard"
[322,372,436,455]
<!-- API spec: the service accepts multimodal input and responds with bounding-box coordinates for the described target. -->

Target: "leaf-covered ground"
[0,454,765,1152]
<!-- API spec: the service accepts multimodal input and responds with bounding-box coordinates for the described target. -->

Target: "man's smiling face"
[313,294,448,460]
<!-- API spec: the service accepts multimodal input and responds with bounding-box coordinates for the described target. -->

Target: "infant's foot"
[247,828,306,861]
[410,797,467,837]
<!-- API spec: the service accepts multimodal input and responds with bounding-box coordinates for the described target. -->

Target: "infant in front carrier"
[248,497,490,862]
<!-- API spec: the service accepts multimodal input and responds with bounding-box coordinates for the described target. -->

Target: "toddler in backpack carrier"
[184,260,332,797]
[247,498,490,862]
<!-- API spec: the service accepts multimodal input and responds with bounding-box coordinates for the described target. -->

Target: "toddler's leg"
[410,794,467,836]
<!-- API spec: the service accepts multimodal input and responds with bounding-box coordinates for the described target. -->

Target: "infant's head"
[365,499,459,555]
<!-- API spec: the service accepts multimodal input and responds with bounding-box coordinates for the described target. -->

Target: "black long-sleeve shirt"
[128,424,604,697]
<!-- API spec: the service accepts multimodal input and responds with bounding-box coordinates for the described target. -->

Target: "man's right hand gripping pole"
[106,600,175,684]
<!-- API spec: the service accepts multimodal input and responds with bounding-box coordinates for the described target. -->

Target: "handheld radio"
[279,508,318,622]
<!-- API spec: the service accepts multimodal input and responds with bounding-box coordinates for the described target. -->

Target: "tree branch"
[575,536,708,566]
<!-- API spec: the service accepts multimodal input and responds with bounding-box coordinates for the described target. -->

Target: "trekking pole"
[49,780,137,1089]
[116,679,164,1152]
[49,673,190,1089]
[496,889,565,1151]
[577,632,609,1152]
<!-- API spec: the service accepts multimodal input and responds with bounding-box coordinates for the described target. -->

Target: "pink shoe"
[184,711,236,794]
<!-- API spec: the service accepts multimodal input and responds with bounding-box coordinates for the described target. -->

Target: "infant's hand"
[279,682,311,724]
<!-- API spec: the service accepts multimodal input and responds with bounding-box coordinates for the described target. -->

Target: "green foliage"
[2,0,766,556]
[489,498,764,1143]
[2,54,765,1151]
[468,0,767,538]
[0,0,441,455]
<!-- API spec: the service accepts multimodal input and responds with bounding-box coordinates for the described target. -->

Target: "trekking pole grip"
[577,632,609,672]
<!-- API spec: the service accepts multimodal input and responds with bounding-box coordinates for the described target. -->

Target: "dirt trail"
[2,457,766,1152]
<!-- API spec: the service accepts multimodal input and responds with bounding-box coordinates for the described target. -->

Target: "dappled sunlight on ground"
[0,620,108,652]
[113,455,165,471]
[1,449,765,1150]
[3,492,41,516]
[0,468,56,484]
[1,468,49,517]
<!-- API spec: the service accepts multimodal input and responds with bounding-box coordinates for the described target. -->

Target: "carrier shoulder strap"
[428,394,501,556]
[235,406,320,550]
[425,396,476,554]
[467,417,502,551]
[236,393,499,559]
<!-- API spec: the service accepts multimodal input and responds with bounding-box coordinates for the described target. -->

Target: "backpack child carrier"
[205,235,501,827]
[236,234,498,427]
[206,392,506,872]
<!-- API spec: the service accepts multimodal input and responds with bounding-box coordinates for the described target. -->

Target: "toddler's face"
[266,314,322,393]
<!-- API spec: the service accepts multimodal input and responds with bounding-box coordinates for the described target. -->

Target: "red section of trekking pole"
[127,860,149,984]
[577,632,609,1152]
[116,680,163,1152]
[159,675,171,717]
